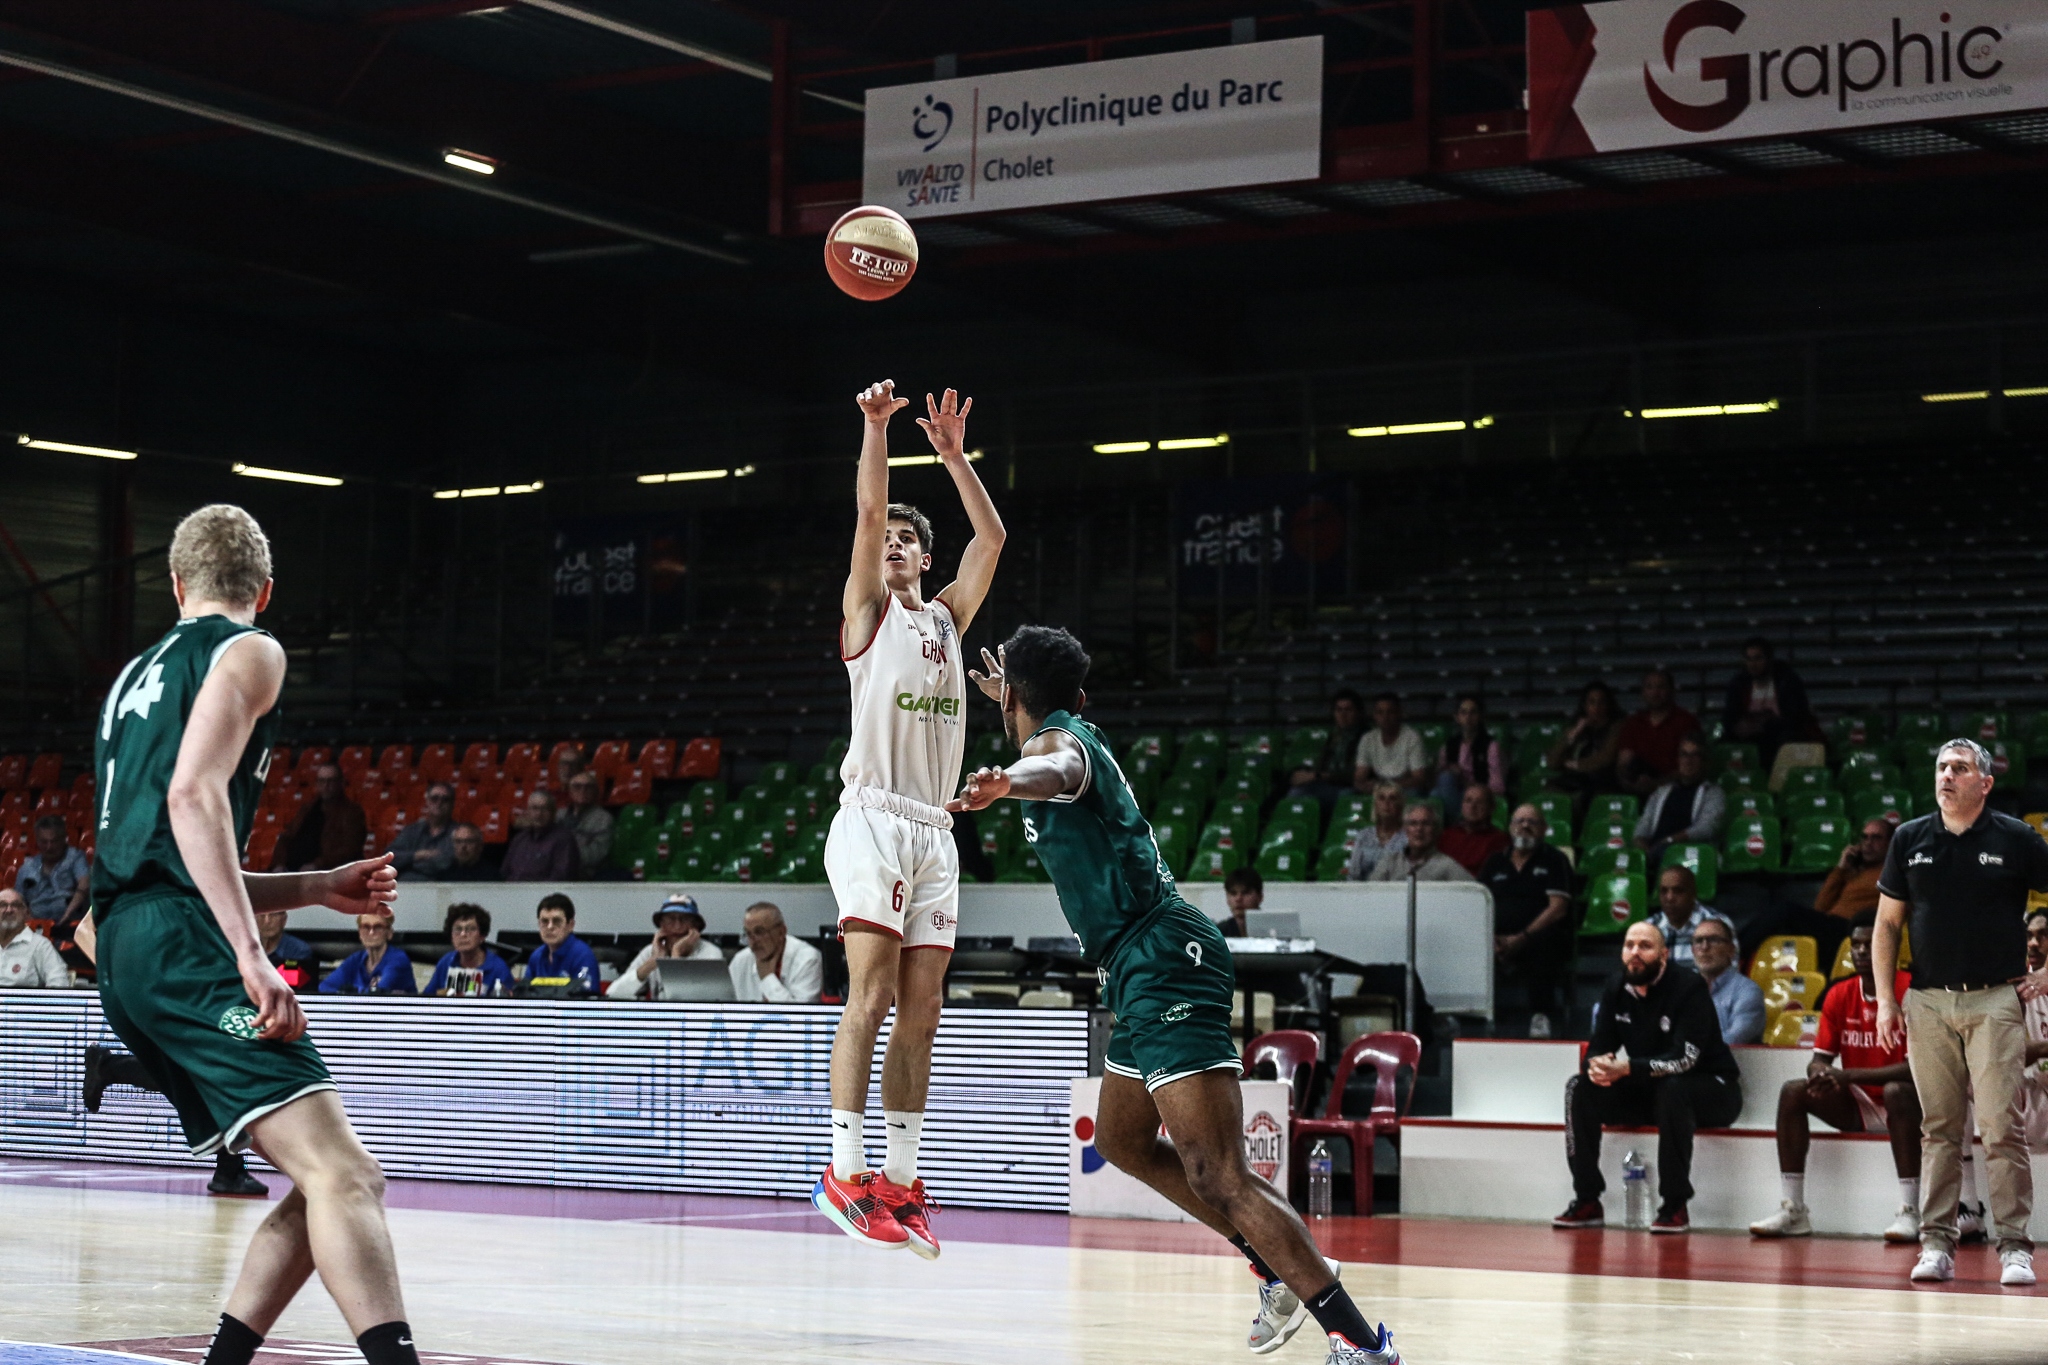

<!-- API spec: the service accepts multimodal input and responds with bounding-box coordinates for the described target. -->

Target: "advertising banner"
[1176,475,1347,597]
[1070,1077,1291,1219]
[551,516,688,636]
[1528,1,2048,159]
[862,37,1323,219]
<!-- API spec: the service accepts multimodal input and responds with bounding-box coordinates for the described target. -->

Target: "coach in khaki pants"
[1875,738,2048,1287]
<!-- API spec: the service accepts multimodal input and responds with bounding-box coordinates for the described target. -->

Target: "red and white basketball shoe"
[873,1174,941,1260]
[812,1165,910,1249]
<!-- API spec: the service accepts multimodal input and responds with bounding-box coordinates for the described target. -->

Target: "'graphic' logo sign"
[913,93,953,151]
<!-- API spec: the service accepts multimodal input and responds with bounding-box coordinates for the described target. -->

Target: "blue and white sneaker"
[1249,1258,1341,1353]
[1324,1324,1403,1365]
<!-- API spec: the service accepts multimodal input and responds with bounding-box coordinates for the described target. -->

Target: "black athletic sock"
[106,1053,159,1091]
[201,1313,263,1365]
[1303,1280,1377,1349]
[357,1321,420,1365]
[1229,1233,1282,1284]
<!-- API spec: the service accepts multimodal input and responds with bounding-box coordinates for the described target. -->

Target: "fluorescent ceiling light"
[1156,434,1229,450]
[1921,386,2047,403]
[1348,416,1493,438]
[1092,440,1152,454]
[233,462,342,487]
[1632,400,1778,419]
[16,434,137,460]
[442,149,497,176]
[504,481,544,494]
[887,450,983,468]
[637,468,730,483]
[433,481,545,499]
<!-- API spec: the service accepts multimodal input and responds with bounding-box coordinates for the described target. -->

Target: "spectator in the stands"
[256,909,316,987]
[318,914,415,995]
[425,903,515,997]
[1353,692,1430,794]
[1690,916,1764,1045]
[1440,783,1510,876]
[1554,920,1743,1233]
[0,887,68,987]
[1481,804,1576,1039]
[275,763,367,872]
[559,770,615,876]
[2021,912,2048,1155]
[1290,688,1366,809]
[525,892,601,996]
[1368,803,1476,884]
[1634,735,1725,869]
[1216,867,1264,936]
[15,814,89,928]
[1617,669,1701,795]
[1344,782,1409,881]
[610,893,725,1000]
[1750,912,1919,1241]
[500,789,581,883]
[387,781,457,880]
[1816,818,1894,920]
[1722,637,1815,769]
[548,744,588,806]
[1433,693,1506,805]
[1643,865,1735,967]
[1546,681,1624,807]
[730,901,824,1003]
[443,822,498,882]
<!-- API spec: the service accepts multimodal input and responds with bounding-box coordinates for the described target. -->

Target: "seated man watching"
[1752,912,1921,1242]
[1689,917,1764,1045]
[500,789,580,883]
[525,892,601,997]
[1343,782,1408,881]
[1215,867,1264,937]
[318,913,416,995]
[256,909,317,989]
[1554,921,1743,1233]
[1367,803,1476,884]
[1289,688,1365,809]
[387,782,457,881]
[1480,806,1575,1039]
[1632,735,1724,870]
[1438,784,1509,876]
[1815,818,1893,920]
[559,770,615,877]
[0,886,68,987]
[1353,692,1430,795]
[729,901,823,1004]
[425,903,515,997]
[1643,865,1735,967]
[15,814,90,931]
[1615,669,1699,796]
[609,893,725,1000]
[442,822,498,882]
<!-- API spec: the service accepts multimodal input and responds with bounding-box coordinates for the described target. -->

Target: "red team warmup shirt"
[1813,971,1910,1099]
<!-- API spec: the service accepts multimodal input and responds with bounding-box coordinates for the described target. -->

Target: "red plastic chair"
[294,745,334,777]
[1242,1029,1322,1119]
[637,738,676,777]
[478,803,511,845]
[0,755,27,791]
[608,767,652,807]
[460,742,498,778]
[418,743,458,783]
[678,736,721,780]
[27,753,63,790]
[589,739,631,781]
[1290,1031,1421,1218]
[378,744,415,775]
[502,742,541,782]
[336,745,374,779]
[546,740,585,775]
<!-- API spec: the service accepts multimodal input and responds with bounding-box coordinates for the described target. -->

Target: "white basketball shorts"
[825,799,959,952]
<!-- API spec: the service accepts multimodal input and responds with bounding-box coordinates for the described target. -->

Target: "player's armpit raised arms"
[921,388,1005,634]
[843,380,908,652]
[947,729,1085,810]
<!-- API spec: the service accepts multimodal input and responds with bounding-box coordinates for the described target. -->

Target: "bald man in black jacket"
[1553,921,1744,1233]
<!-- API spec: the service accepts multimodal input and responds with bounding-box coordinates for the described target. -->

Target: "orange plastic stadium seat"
[678,737,721,780]
[546,740,584,773]
[377,808,409,847]
[418,743,457,782]
[502,742,540,781]
[71,771,96,799]
[479,804,511,844]
[266,745,291,777]
[461,742,498,778]
[637,738,676,777]
[66,788,93,821]
[33,790,66,820]
[591,739,631,780]
[378,744,414,775]
[609,767,652,807]
[0,755,27,791]
[336,746,373,779]
[28,754,63,790]
[243,827,279,873]
[294,745,333,777]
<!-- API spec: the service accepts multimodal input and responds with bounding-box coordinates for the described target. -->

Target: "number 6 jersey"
[91,615,282,917]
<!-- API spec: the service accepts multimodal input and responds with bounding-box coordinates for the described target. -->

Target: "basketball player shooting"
[812,380,1005,1258]
[85,505,420,1365]
[948,626,1405,1365]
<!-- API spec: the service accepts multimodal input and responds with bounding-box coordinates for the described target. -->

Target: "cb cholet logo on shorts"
[1161,1002,1193,1023]
[218,1006,261,1040]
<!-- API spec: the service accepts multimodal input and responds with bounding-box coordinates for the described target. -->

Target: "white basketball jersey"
[840,594,965,811]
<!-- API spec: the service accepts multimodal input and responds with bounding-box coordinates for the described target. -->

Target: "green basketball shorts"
[96,891,335,1155]
[1102,903,1241,1091]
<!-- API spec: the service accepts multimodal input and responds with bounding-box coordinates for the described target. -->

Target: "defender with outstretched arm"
[948,625,1404,1365]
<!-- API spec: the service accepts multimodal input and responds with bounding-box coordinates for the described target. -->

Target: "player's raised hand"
[321,852,398,917]
[856,379,908,423]
[947,765,1012,812]
[916,388,973,461]
[966,644,1005,703]
[239,953,307,1042]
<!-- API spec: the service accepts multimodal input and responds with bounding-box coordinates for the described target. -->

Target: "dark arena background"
[2,2,2048,1362]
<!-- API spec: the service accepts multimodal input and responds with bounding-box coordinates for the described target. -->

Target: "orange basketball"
[823,205,919,301]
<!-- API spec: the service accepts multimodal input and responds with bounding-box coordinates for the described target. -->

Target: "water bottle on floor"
[1622,1150,1651,1230]
[1308,1139,1333,1220]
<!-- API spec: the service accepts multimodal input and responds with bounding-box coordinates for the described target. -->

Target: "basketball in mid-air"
[824,205,919,301]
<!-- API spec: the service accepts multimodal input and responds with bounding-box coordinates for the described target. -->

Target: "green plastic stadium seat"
[1580,873,1649,935]
[1178,727,1226,756]
[1829,715,1884,752]
[1662,844,1719,902]
[822,735,850,768]
[1185,841,1247,880]
[1960,711,2009,745]
[1332,792,1370,830]
[1776,789,1847,823]
[1711,743,1762,779]
[1580,845,1652,884]
[1151,794,1209,831]
[758,760,798,792]
[1722,816,1782,873]
[614,802,658,844]
[670,843,713,879]
[774,851,819,882]
[1527,791,1574,838]
[1579,816,1631,853]
[1891,714,1943,756]
[1255,846,1310,883]
[1781,766,1833,794]
[687,779,722,817]
[1212,796,1260,832]
[1259,820,1315,855]
[1838,761,1896,793]
[720,800,756,835]
[1586,793,1639,824]
[1315,844,1352,881]
[1216,769,1271,802]
[970,732,1009,767]
[1785,815,1853,875]
[1413,721,1449,758]
[1126,731,1174,764]
[808,761,840,789]
[1282,727,1329,771]
[1850,789,1913,827]
[2025,711,2048,760]
[1161,772,1212,806]
[1272,794,1322,837]
[1729,789,1769,819]
[1718,768,1761,794]
[1988,739,2029,787]
[1170,750,1221,795]
[1235,731,1281,765]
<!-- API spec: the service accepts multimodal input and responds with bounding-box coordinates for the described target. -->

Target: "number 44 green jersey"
[91,615,282,916]
[1019,710,1194,965]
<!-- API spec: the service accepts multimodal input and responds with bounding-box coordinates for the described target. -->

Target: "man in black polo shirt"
[1875,737,2048,1287]
[1553,920,1742,1233]
[1482,803,1575,1038]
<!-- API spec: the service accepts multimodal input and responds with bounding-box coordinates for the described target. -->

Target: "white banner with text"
[862,36,1323,219]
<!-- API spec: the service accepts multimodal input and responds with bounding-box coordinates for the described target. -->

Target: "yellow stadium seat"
[1764,971,1825,1013]
[1830,937,1856,980]
[1750,934,1818,982]
[2024,812,2048,837]
[1765,1010,1817,1048]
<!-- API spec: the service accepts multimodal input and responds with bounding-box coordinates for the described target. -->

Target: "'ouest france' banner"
[862,37,1323,219]
[1529,1,2048,159]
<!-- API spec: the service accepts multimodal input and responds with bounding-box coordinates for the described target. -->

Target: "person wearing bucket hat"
[608,892,725,1000]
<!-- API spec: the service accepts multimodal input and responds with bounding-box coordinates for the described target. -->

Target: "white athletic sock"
[1781,1173,1805,1207]
[831,1109,866,1180]
[882,1109,925,1187]
[1900,1178,1920,1209]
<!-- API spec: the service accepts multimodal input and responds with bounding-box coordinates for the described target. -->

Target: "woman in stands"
[1433,693,1505,806]
[1547,681,1623,815]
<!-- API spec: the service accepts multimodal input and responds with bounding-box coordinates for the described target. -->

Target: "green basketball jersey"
[91,615,281,915]
[1020,710,1192,964]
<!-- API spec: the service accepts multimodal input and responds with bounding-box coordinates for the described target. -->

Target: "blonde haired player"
[812,381,1004,1257]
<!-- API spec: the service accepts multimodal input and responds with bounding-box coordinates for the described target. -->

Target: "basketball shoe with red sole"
[811,1166,910,1249]
[873,1174,941,1260]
